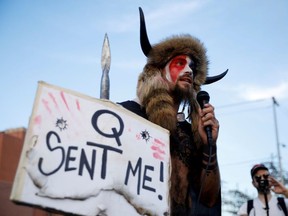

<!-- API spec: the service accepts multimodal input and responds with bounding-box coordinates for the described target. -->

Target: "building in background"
[0,128,61,216]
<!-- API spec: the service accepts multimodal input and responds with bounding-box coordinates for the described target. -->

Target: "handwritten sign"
[10,81,170,216]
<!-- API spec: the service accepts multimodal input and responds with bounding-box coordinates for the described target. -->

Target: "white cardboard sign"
[11,81,170,216]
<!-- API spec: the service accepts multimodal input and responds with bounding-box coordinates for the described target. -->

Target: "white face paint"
[163,55,192,83]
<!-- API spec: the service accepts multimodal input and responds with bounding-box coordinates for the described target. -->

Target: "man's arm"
[199,144,221,207]
[197,103,221,206]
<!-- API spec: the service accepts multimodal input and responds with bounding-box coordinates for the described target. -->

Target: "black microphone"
[196,91,213,146]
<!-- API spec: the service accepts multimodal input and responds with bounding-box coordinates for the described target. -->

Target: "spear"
[100,33,111,99]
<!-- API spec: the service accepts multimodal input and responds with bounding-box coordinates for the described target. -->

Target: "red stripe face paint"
[163,55,192,84]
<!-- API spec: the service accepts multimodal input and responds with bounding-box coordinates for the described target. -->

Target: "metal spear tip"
[101,33,111,72]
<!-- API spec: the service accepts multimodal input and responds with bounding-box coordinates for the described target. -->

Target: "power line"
[221,157,272,167]
[216,97,287,179]
[216,105,271,116]
[217,98,269,109]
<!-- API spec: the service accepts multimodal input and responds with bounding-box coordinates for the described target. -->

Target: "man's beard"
[172,81,194,104]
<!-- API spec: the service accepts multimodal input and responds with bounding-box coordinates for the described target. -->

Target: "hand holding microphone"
[196,91,219,146]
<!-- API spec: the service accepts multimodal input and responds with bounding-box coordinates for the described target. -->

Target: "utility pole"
[272,97,284,183]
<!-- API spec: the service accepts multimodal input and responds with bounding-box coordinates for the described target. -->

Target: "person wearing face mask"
[118,7,227,215]
[237,164,288,216]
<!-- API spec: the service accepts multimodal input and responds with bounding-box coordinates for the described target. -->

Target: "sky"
[1,0,288,214]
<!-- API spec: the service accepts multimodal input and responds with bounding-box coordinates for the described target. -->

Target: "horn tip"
[204,69,228,85]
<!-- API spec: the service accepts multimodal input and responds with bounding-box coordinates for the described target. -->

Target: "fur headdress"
[140,34,208,93]
[137,7,227,132]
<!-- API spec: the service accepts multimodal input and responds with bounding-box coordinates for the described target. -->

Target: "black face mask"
[187,57,197,78]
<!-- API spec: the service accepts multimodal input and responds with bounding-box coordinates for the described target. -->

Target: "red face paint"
[165,55,192,83]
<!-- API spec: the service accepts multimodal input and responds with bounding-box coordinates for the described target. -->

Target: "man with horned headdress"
[119,7,228,215]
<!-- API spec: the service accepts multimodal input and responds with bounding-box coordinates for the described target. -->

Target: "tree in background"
[267,161,288,185]
[222,186,254,215]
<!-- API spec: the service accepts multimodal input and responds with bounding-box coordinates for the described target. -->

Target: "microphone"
[196,91,213,146]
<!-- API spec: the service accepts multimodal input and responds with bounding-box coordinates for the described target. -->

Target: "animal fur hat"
[137,7,227,132]
[140,34,208,93]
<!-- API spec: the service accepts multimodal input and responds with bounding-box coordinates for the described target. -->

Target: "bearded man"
[119,7,227,215]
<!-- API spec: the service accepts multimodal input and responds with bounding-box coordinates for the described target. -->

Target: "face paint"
[164,55,192,83]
